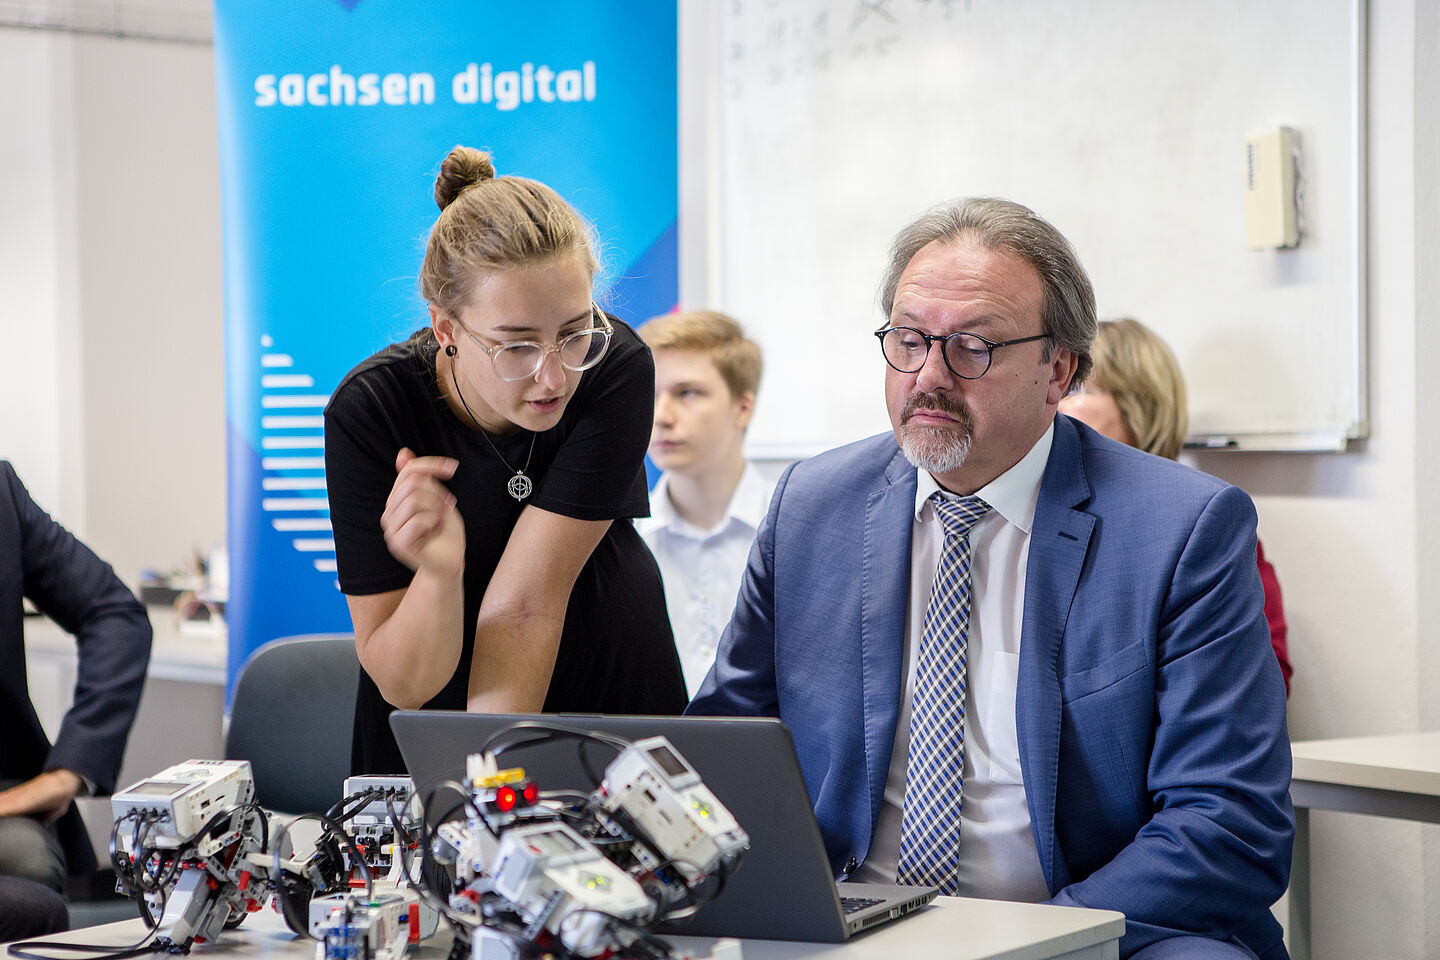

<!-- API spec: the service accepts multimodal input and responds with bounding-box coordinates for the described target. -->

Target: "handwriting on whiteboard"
[723,0,974,99]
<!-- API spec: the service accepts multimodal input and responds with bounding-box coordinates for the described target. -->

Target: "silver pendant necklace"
[449,358,537,502]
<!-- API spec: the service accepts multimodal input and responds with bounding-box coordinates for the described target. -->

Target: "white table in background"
[1287,731,1440,960]
[23,607,229,857]
[2,895,1125,960]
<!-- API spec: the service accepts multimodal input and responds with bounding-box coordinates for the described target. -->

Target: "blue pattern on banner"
[215,0,677,701]
[613,220,681,325]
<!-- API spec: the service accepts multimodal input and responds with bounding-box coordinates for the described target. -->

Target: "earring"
[445,344,458,357]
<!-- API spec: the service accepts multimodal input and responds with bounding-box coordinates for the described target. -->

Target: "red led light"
[495,785,518,811]
[522,782,539,805]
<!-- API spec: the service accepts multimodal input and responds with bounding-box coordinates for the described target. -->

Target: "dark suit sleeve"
[684,463,792,716]
[1049,484,1293,953]
[7,464,152,793]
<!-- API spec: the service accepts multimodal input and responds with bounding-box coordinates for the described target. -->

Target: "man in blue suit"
[688,198,1293,959]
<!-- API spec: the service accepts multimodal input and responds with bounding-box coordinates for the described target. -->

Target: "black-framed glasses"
[874,326,1051,380]
[460,303,613,382]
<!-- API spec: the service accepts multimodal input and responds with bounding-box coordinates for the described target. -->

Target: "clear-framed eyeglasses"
[874,325,1051,380]
[461,303,614,382]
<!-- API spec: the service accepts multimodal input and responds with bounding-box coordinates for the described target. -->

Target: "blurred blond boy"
[637,312,773,697]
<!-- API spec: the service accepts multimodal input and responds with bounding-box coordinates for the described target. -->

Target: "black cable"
[106,812,170,930]
[6,923,171,960]
[108,811,139,879]
[385,790,419,848]
[414,787,478,930]
[412,774,473,831]
[244,801,270,854]
[138,859,179,931]
[385,792,420,887]
[5,941,170,960]
[477,721,632,788]
[179,802,254,851]
[478,720,632,754]
[326,789,365,821]
[128,818,155,893]
[327,787,385,824]
[15,796,289,960]
[270,811,374,940]
[324,789,388,882]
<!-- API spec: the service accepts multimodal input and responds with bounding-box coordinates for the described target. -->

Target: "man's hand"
[0,769,83,824]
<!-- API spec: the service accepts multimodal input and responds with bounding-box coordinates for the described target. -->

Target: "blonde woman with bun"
[325,146,686,773]
[1059,318,1293,694]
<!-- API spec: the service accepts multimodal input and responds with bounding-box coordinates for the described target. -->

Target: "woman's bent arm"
[349,450,467,709]
[467,505,611,713]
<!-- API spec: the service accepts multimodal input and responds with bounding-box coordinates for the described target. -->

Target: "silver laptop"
[390,711,938,942]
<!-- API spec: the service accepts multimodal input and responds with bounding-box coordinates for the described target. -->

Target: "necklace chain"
[448,356,536,501]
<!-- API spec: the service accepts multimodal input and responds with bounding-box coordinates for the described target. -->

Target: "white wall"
[0,30,81,529]
[0,26,225,584]
[1414,0,1440,938]
[71,33,226,584]
[1,0,1435,954]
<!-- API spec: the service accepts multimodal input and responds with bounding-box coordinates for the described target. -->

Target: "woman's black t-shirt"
[324,318,686,774]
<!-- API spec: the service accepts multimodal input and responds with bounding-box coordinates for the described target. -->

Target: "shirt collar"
[649,462,769,538]
[913,418,1055,535]
[648,473,679,527]
[728,462,772,529]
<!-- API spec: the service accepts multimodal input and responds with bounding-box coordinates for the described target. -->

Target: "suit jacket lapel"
[1019,416,1095,894]
[858,447,917,848]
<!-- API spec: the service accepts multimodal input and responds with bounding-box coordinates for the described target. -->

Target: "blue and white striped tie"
[896,492,991,894]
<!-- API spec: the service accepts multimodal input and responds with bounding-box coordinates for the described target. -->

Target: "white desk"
[3,896,1125,960]
[22,606,227,689]
[23,608,229,855]
[1287,731,1440,960]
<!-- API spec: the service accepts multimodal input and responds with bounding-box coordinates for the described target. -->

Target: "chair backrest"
[224,634,359,815]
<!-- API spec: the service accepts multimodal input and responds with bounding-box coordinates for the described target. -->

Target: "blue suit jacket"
[689,416,1293,959]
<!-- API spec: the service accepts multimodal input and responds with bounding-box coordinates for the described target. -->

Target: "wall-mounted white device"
[1245,127,1301,250]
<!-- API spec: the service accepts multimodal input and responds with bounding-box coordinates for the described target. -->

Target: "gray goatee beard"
[901,426,972,473]
[898,392,974,474]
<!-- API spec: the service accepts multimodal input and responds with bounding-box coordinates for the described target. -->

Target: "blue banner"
[213,0,678,700]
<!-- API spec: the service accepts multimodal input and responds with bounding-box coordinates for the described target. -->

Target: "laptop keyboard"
[839,896,884,915]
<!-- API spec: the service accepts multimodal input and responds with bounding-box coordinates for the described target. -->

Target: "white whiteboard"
[716,0,1366,456]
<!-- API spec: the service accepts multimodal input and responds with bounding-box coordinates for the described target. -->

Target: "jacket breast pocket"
[1058,640,1151,703]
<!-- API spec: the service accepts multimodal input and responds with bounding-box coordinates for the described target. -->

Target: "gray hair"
[878,197,1096,389]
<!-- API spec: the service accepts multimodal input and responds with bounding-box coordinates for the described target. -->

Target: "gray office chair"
[224,634,359,815]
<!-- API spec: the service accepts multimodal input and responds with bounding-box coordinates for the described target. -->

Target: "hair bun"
[434,146,496,210]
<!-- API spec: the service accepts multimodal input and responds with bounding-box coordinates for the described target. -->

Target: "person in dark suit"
[0,461,152,938]
[688,199,1293,959]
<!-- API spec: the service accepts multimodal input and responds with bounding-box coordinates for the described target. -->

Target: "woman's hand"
[382,448,464,576]
[349,448,468,709]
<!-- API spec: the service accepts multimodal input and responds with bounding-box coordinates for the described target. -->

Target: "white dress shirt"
[850,422,1054,902]
[637,463,775,697]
